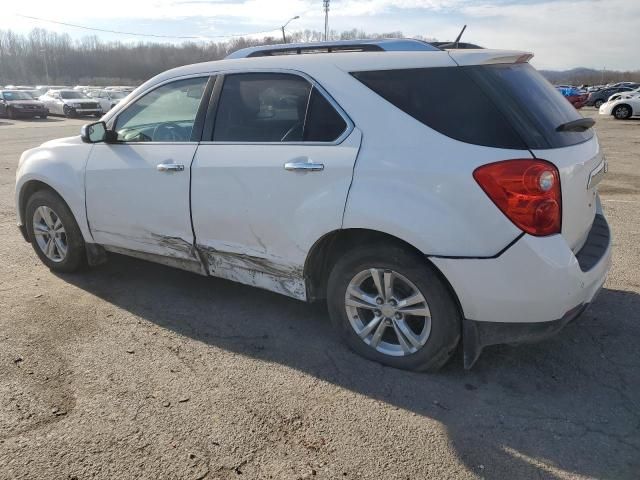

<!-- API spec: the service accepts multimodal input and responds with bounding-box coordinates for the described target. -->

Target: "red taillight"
[473,159,562,236]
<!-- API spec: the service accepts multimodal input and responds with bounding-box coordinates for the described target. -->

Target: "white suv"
[15,40,612,370]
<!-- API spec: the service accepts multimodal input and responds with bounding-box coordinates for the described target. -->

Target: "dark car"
[0,90,49,119]
[586,87,634,108]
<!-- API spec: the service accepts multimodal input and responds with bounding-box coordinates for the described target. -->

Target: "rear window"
[352,63,593,150]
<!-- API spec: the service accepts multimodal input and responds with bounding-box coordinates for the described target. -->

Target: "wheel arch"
[19,180,70,241]
[303,228,463,314]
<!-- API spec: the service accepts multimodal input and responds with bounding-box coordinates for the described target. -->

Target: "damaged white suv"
[15,39,612,370]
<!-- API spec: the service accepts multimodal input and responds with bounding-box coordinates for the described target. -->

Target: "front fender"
[15,137,94,242]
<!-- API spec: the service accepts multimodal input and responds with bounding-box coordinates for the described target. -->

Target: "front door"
[85,75,211,264]
[191,72,361,299]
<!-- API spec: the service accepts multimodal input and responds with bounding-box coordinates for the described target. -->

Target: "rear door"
[191,72,360,299]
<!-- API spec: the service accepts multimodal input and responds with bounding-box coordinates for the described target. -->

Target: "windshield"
[111,91,126,99]
[60,91,88,99]
[3,91,33,101]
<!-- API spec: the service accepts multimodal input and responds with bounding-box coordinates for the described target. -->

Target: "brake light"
[473,159,562,236]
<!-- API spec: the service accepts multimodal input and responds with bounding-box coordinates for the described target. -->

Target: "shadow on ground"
[61,254,640,479]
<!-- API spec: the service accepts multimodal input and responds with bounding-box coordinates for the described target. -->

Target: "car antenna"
[454,25,467,49]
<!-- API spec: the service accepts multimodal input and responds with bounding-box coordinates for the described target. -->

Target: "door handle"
[284,161,324,172]
[157,163,185,172]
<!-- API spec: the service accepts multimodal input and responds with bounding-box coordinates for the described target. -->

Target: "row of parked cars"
[556,81,640,110]
[0,84,135,120]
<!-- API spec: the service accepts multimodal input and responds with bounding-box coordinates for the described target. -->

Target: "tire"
[63,105,74,118]
[613,104,632,120]
[39,114,48,119]
[594,99,604,108]
[94,113,102,118]
[327,243,461,372]
[25,189,86,272]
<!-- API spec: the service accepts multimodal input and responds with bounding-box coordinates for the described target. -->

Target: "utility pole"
[41,49,49,85]
[323,0,330,41]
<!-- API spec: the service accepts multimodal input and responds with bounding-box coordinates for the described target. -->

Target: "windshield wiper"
[555,118,595,132]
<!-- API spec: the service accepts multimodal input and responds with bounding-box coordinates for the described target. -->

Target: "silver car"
[39,89,102,118]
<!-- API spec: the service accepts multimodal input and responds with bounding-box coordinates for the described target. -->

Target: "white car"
[599,94,640,120]
[39,89,102,117]
[15,39,611,370]
[86,89,128,112]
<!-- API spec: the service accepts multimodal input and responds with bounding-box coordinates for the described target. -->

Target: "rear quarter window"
[352,63,593,150]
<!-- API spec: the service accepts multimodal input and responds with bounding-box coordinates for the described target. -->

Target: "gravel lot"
[0,111,638,480]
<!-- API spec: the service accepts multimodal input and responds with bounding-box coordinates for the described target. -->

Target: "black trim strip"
[201,75,224,142]
[191,75,217,142]
[429,232,525,260]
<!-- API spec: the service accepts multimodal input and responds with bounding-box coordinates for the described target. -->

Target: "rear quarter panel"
[328,71,526,257]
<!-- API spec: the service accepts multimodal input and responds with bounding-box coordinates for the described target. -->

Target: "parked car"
[15,39,611,371]
[599,95,640,120]
[39,89,102,117]
[86,89,128,112]
[0,90,48,119]
[586,87,634,108]
[556,86,588,109]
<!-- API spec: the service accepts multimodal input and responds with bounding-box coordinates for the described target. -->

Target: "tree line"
[0,28,403,86]
[1,28,638,87]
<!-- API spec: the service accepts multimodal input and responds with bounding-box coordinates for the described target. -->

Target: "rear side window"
[213,72,347,143]
[304,88,347,142]
[352,64,593,150]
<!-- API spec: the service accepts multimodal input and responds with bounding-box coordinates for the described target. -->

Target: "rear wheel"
[613,104,632,120]
[327,244,461,372]
[594,99,604,108]
[25,190,86,272]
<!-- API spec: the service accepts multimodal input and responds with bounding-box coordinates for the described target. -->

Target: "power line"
[13,13,282,40]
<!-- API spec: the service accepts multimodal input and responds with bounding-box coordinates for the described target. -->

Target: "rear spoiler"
[447,49,534,66]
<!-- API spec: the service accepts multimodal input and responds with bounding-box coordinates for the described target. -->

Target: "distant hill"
[540,68,640,86]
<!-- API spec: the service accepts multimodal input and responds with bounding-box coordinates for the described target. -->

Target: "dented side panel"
[191,130,362,301]
[85,143,197,259]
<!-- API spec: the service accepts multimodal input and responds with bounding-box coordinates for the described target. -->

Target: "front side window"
[115,77,208,142]
[212,73,347,143]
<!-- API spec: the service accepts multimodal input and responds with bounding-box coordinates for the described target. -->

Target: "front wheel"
[613,104,632,120]
[25,190,86,272]
[327,244,461,372]
[594,99,604,109]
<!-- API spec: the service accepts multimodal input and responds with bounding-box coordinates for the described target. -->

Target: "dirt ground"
[0,110,638,480]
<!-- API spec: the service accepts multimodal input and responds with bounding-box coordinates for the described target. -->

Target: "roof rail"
[225,38,440,59]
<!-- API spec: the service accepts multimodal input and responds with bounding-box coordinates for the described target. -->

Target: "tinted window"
[304,88,347,141]
[213,73,346,142]
[352,64,593,150]
[115,77,208,142]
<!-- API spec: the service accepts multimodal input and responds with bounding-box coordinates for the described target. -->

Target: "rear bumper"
[431,211,611,367]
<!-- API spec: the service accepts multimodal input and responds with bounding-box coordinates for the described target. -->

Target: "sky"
[2,0,639,71]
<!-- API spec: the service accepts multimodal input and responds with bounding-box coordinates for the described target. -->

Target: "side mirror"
[81,121,109,143]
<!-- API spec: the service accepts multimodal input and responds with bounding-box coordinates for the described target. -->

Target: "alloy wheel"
[32,206,68,262]
[345,268,432,357]
[614,106,630,119]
